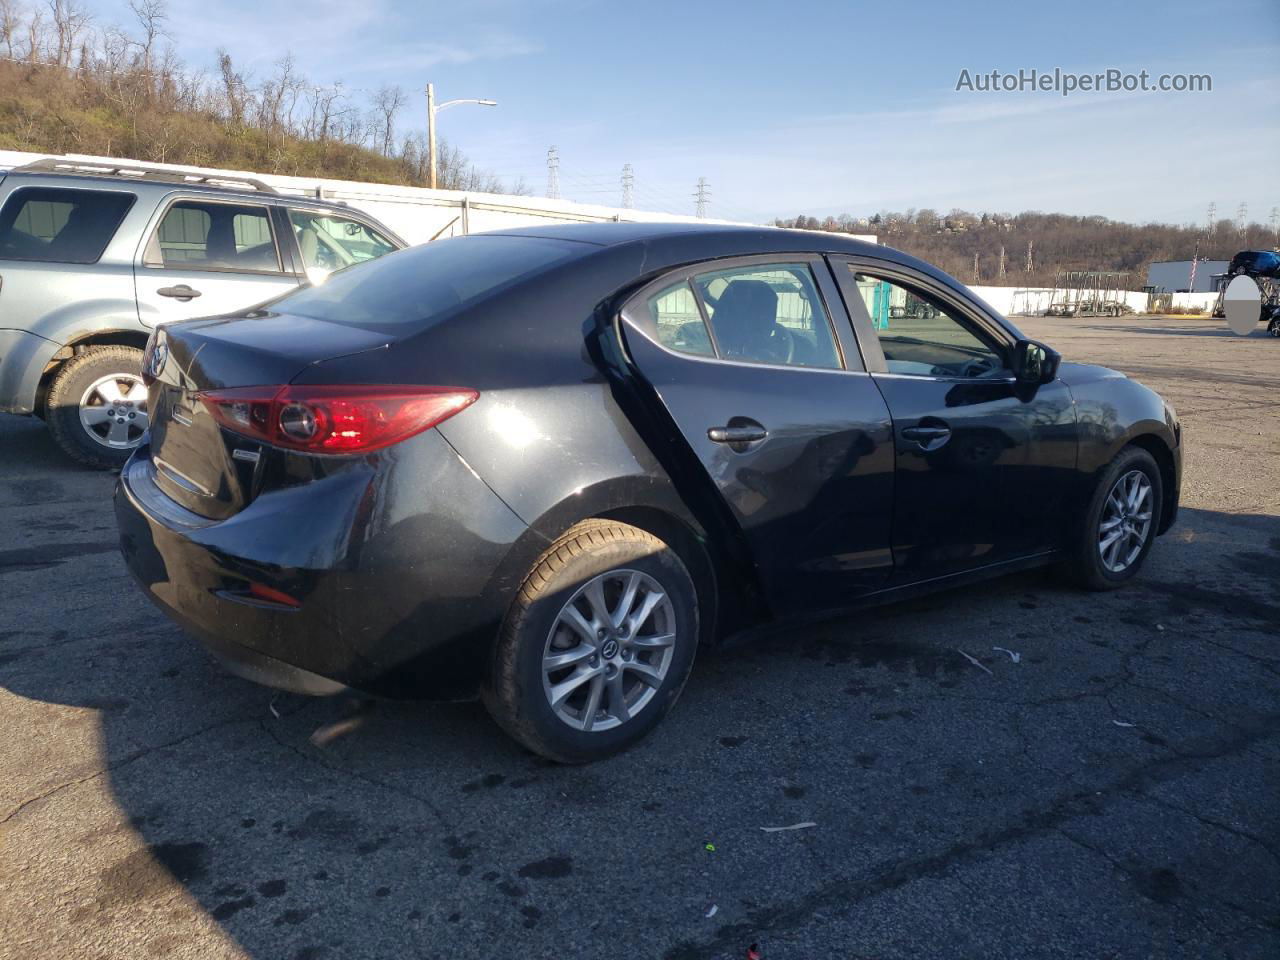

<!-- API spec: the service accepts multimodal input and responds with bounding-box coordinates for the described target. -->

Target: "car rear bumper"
[114,430,532,698]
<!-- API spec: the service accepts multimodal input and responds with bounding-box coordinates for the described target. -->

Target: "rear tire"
[44,346,147,470]
[1063,447,1163,591]
[482,520,699,763]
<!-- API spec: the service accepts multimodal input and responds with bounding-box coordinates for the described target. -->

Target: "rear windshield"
[270,235,582,331]
[0,186,136,264]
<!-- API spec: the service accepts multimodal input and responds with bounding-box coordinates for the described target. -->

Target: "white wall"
[1171,291,1219,312]
[0,150,753,244]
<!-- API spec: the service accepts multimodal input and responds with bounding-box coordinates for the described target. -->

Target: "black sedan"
[115,223,1182,762]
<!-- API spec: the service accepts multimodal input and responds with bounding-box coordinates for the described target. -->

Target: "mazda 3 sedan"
[116,223,1181,762]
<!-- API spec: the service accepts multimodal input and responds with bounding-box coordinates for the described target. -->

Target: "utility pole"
[426,82,436,189]
[998,245,1007,281]
[972,253,980,283]
[1206,201,1216,236]
[694,177,710,218]
[546,146,560,199]
[621,163,634,209]
[1024,239,1034,274]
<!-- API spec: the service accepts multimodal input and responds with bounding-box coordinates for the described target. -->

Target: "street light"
[426,82,497,190]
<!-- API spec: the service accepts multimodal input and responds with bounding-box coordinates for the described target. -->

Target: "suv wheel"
[45,346,148,470]
[483,520,699,763]
[1063,447,1163,590]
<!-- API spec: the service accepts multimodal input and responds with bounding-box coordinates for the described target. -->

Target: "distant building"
[1146,259,1229,293]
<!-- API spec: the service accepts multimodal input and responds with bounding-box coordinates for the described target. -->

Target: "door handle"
[708,424,767,444]
[901,422,951,447]
[157,285,201,301]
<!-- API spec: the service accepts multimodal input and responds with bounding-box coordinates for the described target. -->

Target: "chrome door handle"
[901,424,952,448]
[708,425,767,444]
[157,285,201,301]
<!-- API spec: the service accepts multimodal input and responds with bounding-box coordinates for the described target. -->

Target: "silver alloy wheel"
[1098,469,1153,573]
[542,568,677,732]
[78,373,149,449]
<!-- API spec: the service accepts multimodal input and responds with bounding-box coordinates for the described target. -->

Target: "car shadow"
[3,506,1279,958]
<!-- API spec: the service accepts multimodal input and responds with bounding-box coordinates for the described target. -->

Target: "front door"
[134,196,299,327]
[832,261,1078,582]
[620,256,896,617]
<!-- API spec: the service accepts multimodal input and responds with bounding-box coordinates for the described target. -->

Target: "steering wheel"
[959,356,998,379]
[766,325,795,364]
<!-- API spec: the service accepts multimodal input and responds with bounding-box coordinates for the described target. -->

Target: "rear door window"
[0,187,135,264]
[145,200,282,273]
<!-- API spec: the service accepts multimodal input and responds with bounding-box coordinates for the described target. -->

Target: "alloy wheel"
[542,568,677,732]
[79,373,149,449]
[1098,469,1153,573]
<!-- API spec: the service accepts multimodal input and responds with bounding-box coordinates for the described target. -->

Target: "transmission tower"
[546,146,560,200]
[621,164,634,209]
[1270,206,1279,244]
[1206,201,1216,235]
[1236,201,1248,236]
[997,245,1007,281]
[694,177,710,218]
[972,253,980,283]
[1024,239,1034,274]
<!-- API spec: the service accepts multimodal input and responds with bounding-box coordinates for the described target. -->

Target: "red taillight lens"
[196,385,478,454]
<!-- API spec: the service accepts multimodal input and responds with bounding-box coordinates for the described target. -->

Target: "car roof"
[481,220,876,251]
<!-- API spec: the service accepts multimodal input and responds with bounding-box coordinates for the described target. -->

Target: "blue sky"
[84,0,1278,225]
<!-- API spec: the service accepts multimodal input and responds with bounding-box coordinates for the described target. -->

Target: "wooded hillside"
[776,210,1277,288]
[0,0,518,191]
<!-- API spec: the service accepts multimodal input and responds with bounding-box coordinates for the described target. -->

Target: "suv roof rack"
[13,159,279,195]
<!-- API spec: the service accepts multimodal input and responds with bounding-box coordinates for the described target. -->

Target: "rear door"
[830,258,1078,582]
[619,255,895,617]
[134,195,300,327]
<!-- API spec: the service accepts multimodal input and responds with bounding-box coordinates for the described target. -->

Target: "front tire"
[44,346,148,470]
[1064,447,1163,591]
[483,520,699,763]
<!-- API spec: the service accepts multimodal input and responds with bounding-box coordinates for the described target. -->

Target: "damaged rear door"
[618,254,895,618]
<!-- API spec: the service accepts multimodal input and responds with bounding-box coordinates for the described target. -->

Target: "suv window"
[289,210,397,274]
[690,263,841,369]
[146,200,281,273]
[0,187,135,264]
[849,269,1007,378]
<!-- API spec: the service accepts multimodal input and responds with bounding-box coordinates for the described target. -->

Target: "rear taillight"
[196,385,478,454]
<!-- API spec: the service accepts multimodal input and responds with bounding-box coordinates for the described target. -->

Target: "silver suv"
[0,159,406,468]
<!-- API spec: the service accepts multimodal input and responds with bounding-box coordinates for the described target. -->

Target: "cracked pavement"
[1,314,1277,959]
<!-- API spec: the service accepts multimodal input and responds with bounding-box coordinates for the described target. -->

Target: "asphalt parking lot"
[1,314,1277,960]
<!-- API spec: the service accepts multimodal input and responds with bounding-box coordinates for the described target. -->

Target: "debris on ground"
[992,646,1022,663]
[705,904,718,918]
[957,649,994,676]
[268,696,281,720]
[1112,720,1137,728]
[704,842,716,852]
[759,822,817,833]
[746,944,763,960]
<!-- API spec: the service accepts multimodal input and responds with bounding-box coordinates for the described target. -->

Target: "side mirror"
[1013,339,1061,385]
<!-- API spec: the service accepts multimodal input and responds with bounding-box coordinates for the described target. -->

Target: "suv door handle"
[708,424,767,444]
[157,285,201,301]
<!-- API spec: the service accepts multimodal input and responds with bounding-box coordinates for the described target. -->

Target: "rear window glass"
[0,187,135,264]
[271,235,581,331]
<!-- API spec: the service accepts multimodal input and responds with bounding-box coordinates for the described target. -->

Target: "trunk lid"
[147,311,392,520]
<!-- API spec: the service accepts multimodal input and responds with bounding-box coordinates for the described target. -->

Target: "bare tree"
[47,0,90,66]
[371,84,405,156]
[128,0,166,78]
[0,0,20,60]
[217,48,249,124]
